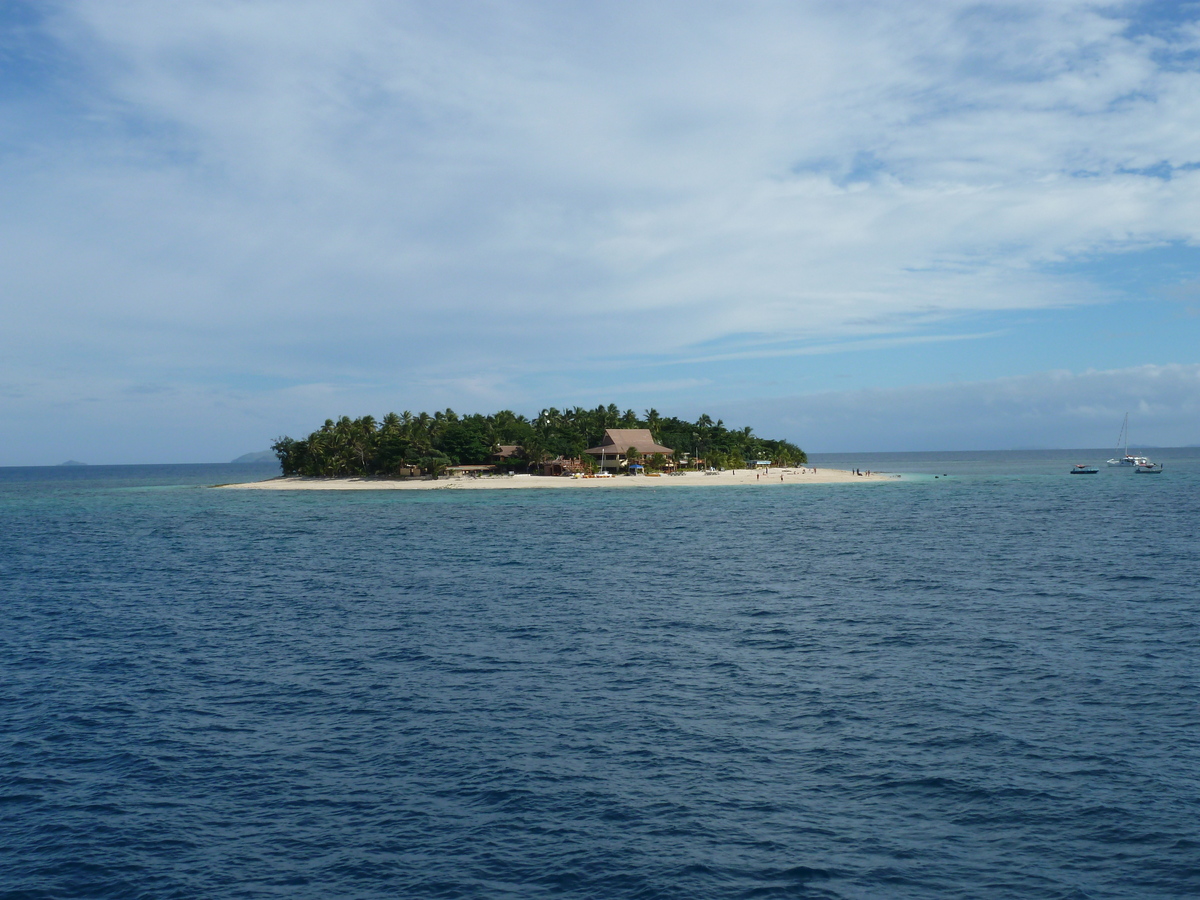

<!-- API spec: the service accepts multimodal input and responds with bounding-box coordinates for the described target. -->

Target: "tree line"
[272,405,806,477]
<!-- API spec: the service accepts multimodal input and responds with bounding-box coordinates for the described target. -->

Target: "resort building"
[584,429,674,472]
[491,445,522,463]
[541,457,586,477]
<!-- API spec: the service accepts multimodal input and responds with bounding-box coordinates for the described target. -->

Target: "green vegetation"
[272,405,806,477]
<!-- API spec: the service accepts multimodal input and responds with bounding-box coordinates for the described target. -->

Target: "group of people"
[755,467,817,481]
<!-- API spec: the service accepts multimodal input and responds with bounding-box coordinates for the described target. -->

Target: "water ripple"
[2,461,1198,898]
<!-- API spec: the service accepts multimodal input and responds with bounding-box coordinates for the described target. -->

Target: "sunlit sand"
[220,468,889,490]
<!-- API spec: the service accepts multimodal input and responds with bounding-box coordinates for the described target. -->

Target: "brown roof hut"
[585,429,673,470]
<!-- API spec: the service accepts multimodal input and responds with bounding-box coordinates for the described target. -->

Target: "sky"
[2,0,1200,464]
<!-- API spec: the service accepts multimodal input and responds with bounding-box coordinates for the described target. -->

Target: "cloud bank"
[729,363,1200,452]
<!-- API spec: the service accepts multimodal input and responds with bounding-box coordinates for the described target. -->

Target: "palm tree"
[350,415,378,474]
[301,429,328,475]
[415,412,433,444]
[518,436,547,473]
[644,408,661,438]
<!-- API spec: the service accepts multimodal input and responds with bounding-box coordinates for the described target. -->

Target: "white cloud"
[2,1,1200,460]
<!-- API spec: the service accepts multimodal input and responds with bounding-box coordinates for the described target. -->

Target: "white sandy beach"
[220,468,890,491]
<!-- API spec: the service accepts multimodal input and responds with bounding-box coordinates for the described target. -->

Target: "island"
[223,405,885,490]
[229,450,277,464]
[272,405,804,475]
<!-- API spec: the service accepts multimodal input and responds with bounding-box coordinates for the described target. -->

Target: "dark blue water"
[2,454,1198,899]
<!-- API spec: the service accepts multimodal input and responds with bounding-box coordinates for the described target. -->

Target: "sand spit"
[219,468,891,491]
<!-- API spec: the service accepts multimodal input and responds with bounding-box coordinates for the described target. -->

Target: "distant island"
[57,460,88,467]
[230,450,278,464]
[272,405,806,478]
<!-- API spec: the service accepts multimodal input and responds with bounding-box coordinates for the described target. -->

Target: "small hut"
[541,457,586,477]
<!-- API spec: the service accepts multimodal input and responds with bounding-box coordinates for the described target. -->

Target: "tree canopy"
[272,405,806,477]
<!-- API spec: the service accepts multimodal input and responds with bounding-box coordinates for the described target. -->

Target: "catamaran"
[1106,414,1151,468]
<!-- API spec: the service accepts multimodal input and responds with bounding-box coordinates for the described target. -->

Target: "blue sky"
[2,0,1200,463]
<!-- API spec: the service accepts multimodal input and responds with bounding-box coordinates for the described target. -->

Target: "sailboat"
[1106,413,1151,468]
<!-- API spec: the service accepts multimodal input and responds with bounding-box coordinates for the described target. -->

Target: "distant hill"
[57,460,88,467]
[230,450,277,464]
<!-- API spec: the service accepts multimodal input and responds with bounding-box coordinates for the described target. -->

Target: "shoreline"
[218,468,892,491]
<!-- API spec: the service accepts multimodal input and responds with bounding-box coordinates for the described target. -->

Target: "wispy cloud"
[668,331,1009,366]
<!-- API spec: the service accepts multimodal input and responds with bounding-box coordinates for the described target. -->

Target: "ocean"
[2,450,1198,899]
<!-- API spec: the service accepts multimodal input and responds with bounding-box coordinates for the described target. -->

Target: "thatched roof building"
[585,429,673,469]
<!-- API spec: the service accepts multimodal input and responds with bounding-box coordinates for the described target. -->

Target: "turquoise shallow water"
[1,453,1198,899]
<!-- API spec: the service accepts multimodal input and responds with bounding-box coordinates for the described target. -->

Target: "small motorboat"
[1135,462,1163,474]
[1070,464,1098,474]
